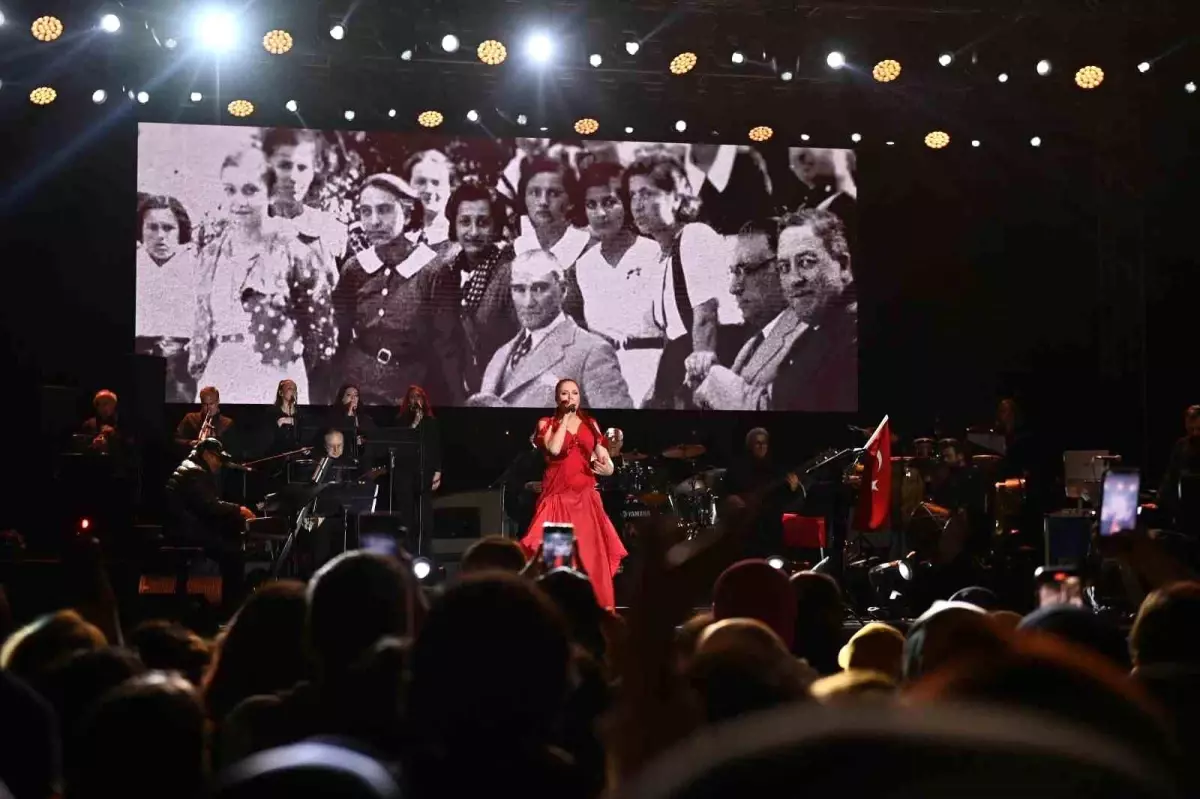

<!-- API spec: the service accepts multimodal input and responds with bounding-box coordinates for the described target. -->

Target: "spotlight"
[625,41,640,55]
[886,141,895,146]
[780,70,794,81]
[79,518,91,531]
[466,109,479,122]
[872,59,901,82]
[517,114,528,125]
[574,117,599,135]
[477,39,506,65]
[30,86,56,105]
[766,556,785,570]
[998,72,1009,83]
[344,109,356,121]
[412,557,434,581]
[190,91,203,102]
[1137,61,1151,73]
[938,52,953,66]
[971,139,981,147]
[539,126,548,132]
[137,91,150,104]
[851,132,862,142]
[329,23,345,40]
[418,110,444,128]
[441,33,459,53]
[1030,136,1042,147]
[285,99,297,112]
[674,119,687,132]
[31,15,64,41]
[100,13,121,33]
[262,29,293,55]
[227,99,253,117]
[400,49,413,61]
[731,50,745,64]
[748,125,773,142]
[624,126,634,133]
[0,10,5,26]
[669,52,698,75]
[826,50,846,69]
[924,130,950,149]
[92,89,107,104]
[165,38,178,49]
[387,108,396,118]
[526,32,554,63]
[1188,81,1198,94]
[1075,65,1104,89]
[800,133,810,141]
[589,53,602,67]
[197,9,236,51]
[1036,59,1052,76]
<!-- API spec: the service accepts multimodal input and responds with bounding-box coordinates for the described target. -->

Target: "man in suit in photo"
[693,208,857,411]
[470,250,633,409]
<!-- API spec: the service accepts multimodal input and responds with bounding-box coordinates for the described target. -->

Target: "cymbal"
[622,450,649,462]
[663,443,706,460]
[972,454,1002,465]
[891,455,914,463]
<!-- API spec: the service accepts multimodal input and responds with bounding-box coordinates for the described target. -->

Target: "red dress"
[522,417,628,608]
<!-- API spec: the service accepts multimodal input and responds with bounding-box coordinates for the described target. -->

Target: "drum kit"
[612,442,724,538]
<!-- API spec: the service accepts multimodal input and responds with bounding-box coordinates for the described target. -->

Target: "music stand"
[312,481,379,554]
[802,447,865,585]
[369,427,424,552]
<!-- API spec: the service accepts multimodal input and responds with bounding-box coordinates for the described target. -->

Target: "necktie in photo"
[742,330,766,364]
[509,331,533,368]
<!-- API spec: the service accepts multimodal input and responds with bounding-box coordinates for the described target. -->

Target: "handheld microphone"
[225,462,254,472]
[566,404,577,414]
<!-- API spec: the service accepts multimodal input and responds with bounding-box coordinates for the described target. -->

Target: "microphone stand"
[804,446,867,586]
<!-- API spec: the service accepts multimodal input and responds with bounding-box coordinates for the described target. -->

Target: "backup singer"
[394,385,442,540]
[261,378,303,457]
[522,379,627,608]
[327,383,374,461]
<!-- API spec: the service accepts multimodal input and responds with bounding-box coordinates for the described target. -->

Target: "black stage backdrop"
[3,110,1198,535]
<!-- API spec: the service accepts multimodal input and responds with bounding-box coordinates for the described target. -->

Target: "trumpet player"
[174,385,237,456]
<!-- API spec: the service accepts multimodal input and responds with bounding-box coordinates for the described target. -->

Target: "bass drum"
[905,501,969,565]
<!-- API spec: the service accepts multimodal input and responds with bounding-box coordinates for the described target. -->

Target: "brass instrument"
[198,409,216,442]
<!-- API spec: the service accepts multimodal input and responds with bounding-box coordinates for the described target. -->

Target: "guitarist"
[723,428,802,556]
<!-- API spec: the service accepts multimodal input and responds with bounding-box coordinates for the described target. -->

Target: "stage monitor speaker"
[431,489,506,559]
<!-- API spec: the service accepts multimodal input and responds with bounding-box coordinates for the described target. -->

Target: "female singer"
[263,379,302,456]
[395,385,442,540]
[328,383,375,463]
[522,379,628,608]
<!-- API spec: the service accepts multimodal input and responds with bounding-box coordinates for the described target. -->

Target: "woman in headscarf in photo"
[190,147,337,403]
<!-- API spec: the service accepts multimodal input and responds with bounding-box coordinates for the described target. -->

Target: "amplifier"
[431,489,506,558]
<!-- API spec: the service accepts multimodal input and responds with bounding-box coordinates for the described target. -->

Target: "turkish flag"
[855,415,891,530]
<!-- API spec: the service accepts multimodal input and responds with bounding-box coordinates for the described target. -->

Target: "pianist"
[319,429,361,483]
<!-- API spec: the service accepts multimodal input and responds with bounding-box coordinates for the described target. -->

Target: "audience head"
[1019,605,1130,670]
[809,669,896,703]
[459,536,528,575]
[838,622,905,680]
[949,585,1001,611]
[1130,581,1200,669]
[128,620,211,686]
[69,672,206,799]
[713,560,797,649]
[306,552,423,680]
[903,600,1009,681]
[537,568,606,662]
[789,571,845,674]
[989,610,1023,631]
[213,741,403,799]
[674,611,715,674]
[0,609,107,691]
[203,580,311,724]
[0,670,60,799]
[688,618,813,724]
[510,250,566,331]
[1185,405,1200,438]
[43,647,145,748]
[409,573,570,744]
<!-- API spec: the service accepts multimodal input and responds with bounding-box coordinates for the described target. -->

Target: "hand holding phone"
[1099,469,1140,537]
[542,523,575,569]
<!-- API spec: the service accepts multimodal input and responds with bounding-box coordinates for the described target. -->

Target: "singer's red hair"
[400,384,435,418]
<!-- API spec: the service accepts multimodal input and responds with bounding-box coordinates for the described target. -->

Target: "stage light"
[971,139,981,147]
[92,89,107,104]
[766,556,785,570]
[574,117,599,135]
[670,52,697,75]
[731,50,745,64]
[137,91,150,104]
[285,99,297,112]
[517,114,528,125]
[851,132,862,142]
[674,119,687,132]
[781,70,794,81]
[1137,61,1151,73]
[29,86,56,105]
[32,15,64,41]
[526,32,554,63]
[164,37,177,49]
[886,141,894,146]
[1186,81,1197,94]
[197,10,236,51]
[1030,136,1042,147]
[539,126,548,132]
[0,11,5,26]
[412,557,433,581]
[228,99,253,117]
[800,133,810,141]
[1036,59,1051,76]
[442,33,459,53]
[625,41,639,55]
[100,14,121,33]
[400,49,413,61]
[939,52,953,67]
[466,109,479,122]
[624,126,634,133]
[190,91,203,102]
[477,39,506,65]
[344,109,355,121]
[998,72,1009,82]
[79,518,91,531]
[748,125,773,142]
[418,110,444,128]
[1075,65,1104,89]
[329,23,344,40]
[388,108,396,117]
[589,53,602,67]
[872,59,901,82]
[826,50,846,69]
[263,29,293,55]
[925,130,950,149]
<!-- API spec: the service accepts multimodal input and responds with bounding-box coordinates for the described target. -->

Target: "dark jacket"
[164,459,244,547]
[175,411,236,456]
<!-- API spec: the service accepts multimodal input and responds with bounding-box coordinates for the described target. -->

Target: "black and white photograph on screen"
[137,123,858,411]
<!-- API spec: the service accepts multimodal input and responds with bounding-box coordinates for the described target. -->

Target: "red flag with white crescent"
[856,415,891,530]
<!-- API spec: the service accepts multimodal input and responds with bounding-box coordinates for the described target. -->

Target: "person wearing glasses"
[692,209,857,411]
[332,173,443,406]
